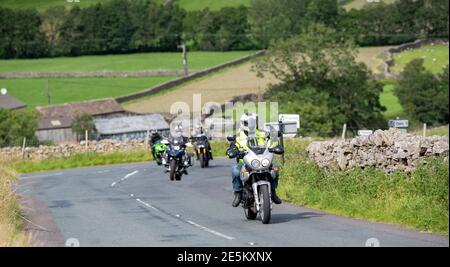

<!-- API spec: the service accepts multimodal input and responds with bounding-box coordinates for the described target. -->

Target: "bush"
[256,24,386,137]
[0,109,39,148]
[395,60,449,126]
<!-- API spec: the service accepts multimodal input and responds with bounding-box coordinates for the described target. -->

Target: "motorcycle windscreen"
[247,116,257,146]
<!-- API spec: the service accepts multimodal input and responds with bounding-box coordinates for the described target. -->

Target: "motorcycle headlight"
[261,158,270,168]
[251,159,260,168]
[173,145,180,150]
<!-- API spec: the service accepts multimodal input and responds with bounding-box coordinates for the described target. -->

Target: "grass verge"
[14,150,151,174]
[0,157,30,246]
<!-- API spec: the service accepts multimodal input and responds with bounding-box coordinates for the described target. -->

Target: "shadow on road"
[271,212,325,224]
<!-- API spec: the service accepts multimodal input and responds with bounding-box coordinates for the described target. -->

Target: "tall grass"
[0,156,30,246]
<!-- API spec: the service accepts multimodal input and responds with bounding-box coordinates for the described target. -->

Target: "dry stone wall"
[307,129,449,173]
[1,140,148,161]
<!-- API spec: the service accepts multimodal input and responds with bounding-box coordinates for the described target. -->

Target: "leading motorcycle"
[227,126,283,224]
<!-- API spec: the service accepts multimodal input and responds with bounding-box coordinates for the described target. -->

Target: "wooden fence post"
[341,124,347,140]
[21,137,26,160]
[85,129,88,151]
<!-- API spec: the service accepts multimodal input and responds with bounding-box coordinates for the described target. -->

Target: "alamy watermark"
[168,94,279,138]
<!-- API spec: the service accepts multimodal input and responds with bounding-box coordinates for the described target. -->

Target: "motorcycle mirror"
[269,146,284,155]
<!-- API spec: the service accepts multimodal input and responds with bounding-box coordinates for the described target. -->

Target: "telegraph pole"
[178,44,188,76]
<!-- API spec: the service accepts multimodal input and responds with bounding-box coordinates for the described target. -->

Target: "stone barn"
[94,114,170,141]
[36,98,127,143]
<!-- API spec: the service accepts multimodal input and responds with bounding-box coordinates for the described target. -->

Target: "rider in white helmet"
[226,113,282,207]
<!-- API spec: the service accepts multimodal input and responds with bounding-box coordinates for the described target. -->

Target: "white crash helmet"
[239,113,258,132]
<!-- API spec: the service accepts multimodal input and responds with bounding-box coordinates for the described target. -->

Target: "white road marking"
[186,220,235,241]
[121,170,139,181]
[134,197,235,241]
[136,198,157,210]
[110,170,139,187]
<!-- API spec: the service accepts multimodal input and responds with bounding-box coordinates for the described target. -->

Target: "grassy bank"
[14,141,230,174]
[14,149,151,174]
[0,157,29,246]
[279,139,449,234]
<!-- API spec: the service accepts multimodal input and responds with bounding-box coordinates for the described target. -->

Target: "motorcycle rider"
[193,123,213,161]
[150,130,164,162]
[163,124,192,172]
[226,113,282,207]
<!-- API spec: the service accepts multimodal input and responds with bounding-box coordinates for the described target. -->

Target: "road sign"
[389,119,409,128]
[358,130,373,137]
[279,114,300,128]
[278,114,300,135]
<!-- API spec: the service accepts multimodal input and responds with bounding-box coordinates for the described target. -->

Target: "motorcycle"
[151,140,167,166]
[227,125,283,224]
[192,135,213,168]
[162,136,192,181]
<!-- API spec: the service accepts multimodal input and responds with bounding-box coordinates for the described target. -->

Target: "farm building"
[0,94,26,110]
[94,114,170,141]
[36,98,127,143]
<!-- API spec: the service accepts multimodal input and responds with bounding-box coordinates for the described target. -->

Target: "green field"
[380,81,403,119]
[0,51,250,73]
[391,44,449,74]
[1,77,174,108]
[342,0,397,10]
[174,0,250,11]
[0,0,250,11]
[0,0,110,10]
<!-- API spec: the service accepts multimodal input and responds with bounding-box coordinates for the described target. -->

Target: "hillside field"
[0,0,250,11]
[391,44,449,74]
[342,0,397,10]
[0,51,250,73]
[1,77,174,109]
[1,0,383,11]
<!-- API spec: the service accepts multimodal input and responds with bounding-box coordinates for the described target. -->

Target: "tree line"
[0,0,448,59]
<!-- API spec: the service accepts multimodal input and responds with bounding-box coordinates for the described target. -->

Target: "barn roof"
[36,98,125,118]
[36,98,126,130]
[37,116,74,130]
[94,114,169,135]
[0,94,26,110]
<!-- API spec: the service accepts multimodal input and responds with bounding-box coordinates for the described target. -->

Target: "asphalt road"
[18,158,448,247]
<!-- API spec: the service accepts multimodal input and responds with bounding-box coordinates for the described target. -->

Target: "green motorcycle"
[152,141,167,165]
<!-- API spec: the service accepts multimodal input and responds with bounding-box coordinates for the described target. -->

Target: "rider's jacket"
[234,129,279,164]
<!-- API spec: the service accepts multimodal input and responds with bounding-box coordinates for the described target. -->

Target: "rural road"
[17,158,448,247]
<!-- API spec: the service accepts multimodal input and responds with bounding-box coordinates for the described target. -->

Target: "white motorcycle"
[227,125,283,224]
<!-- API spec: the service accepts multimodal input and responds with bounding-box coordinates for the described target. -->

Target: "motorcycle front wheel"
[244,207,257,220]
[200,153,206,168]
[169,159,177,181]
[259,184,271,224]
